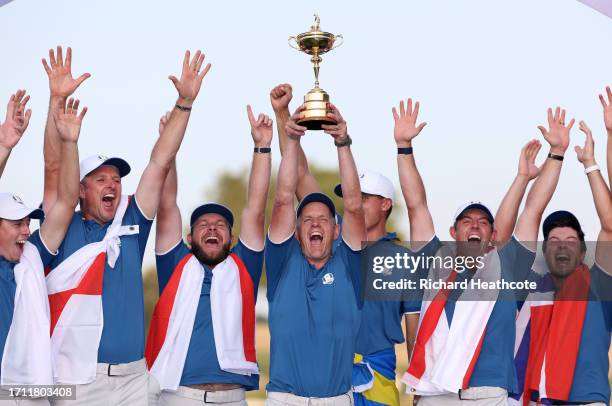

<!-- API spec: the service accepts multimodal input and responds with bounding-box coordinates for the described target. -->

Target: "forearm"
[495,175,530,244]
[0,146,10,178]
[276,137,299,204]
[156,161,183,253]
[337,145,361,212]
[584,158,612,232]
[607,130,612,187]
[398,153,435,241]
[149,100,192,170]
[55,140,80,208]
[244,144,272,222]
[43,96,65,211]
[523,156,562,217]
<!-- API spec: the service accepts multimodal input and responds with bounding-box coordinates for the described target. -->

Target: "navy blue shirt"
[354,232,419,355]
[156,240,263,389]
[48,196,153,363]
[265,234,362,397]
[0,231,57,378]
[417,236,536,393]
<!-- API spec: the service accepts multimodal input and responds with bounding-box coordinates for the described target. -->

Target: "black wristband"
[254,147,271,153]
[398,147,413,155]
[334,135,352,148]
[175,104,192,112]
[547,152,564,161]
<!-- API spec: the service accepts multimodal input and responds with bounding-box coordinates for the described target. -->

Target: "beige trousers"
[266,390,353,406]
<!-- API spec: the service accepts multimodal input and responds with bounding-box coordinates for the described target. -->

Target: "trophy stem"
[311,53,322,88]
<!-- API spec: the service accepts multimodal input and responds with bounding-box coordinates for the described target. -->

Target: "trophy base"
[298,86,336,131]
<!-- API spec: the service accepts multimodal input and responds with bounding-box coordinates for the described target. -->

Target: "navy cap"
[453,201,494,224]
[190,203,234,228]
[296,192,336,219]
[543,210,582,239]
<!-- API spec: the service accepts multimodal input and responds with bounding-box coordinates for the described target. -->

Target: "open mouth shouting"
[203,233,222,249]
[467,234,482,243]
[309,231,324,248]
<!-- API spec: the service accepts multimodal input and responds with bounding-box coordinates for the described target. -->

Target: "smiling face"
[188,213,232,267]
[296,202,340,269]
[0,217,31,262]
[450,208,496,256]
[80,165,122,224]
[543,226,585,280]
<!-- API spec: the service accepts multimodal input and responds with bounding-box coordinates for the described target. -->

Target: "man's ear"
[334,223,341,241]
[79,182,86,200]
[381,198,392,212]
[449,226,457,240]
[187,233,192,245]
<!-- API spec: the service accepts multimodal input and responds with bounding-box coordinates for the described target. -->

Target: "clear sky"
[1,0,611,267]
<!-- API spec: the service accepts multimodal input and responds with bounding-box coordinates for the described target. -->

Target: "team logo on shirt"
[322,273,334,285]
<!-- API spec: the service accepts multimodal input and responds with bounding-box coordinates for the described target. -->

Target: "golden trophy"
[289,15,343,130]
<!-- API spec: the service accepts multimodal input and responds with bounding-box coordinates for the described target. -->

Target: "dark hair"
[542,216,586,253]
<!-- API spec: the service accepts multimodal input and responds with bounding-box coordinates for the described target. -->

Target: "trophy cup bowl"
[289,15,343,131]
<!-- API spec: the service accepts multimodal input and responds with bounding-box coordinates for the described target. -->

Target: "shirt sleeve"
[265,233,297,301]
[27,230,57,268]
[126,195,154,259]
[155,240,190,294]
[498,235,536,283]
[335,237,363,309]
[232,239,264,297]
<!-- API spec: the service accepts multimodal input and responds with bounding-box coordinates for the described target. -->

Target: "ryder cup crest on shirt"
[322,272,335,285]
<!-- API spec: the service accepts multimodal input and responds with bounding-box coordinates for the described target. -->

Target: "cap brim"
[333,183,343,197]
[102,158,131,178]
[1,207,44,221]
[456,203,494,223]
[297,192,336,218]
[190,203,234,228]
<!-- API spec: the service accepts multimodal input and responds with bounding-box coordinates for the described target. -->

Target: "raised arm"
[515,107,574,246]
[392,98,433,244]
[575,121,612,270]
[40,98,85,251]
[240,106,273,250]
[135,50,211,220]
[41,46,91,212]
[270,84,320,200]
[155,111,183,254]
[0,90,31,178]
[322,104,365,249]
[598,86,612,188]
[494,140,541,245]
[269,107,303,243]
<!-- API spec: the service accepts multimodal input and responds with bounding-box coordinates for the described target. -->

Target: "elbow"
[343,196,363,216]
[274,190,294,207]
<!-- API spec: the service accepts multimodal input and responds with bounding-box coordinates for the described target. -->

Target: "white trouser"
[159,387,246,406]
[50,358,149,406]
[266,390,353,406]
[0,387,49,406]
[416,386,507,406]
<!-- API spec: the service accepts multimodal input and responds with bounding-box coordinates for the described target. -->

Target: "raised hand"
[575,121,596,166]
[321,103,348,141]
[270,84,293,113]
[42,46,91,99]
[247,105,273,147]
[599,86,612,134]
[518,139,542,180]
[392,98,427,147]
[158,111,172,135]
[0,90,32,151]
[285,105,307,140]
[53,98,87,143]
[168,50,211,105]
[537,107,574,155]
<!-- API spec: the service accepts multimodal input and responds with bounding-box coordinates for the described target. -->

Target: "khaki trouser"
[266,390,353,406]
[51,358,149,406]
[416,386,507,406]
[159,387,246,406]
[527,403,605,406]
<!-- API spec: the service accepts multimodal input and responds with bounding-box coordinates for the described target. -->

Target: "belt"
[175,387,245,403]
[96,358,147,377]
[458,386,507,400]
[266,390,353,406]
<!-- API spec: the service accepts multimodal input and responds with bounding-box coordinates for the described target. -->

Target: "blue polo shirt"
[265,234,362,397]
[47,196,153,364]
[0,231,57,379]
[156,239,263,389]
[524,264,612,404]
[417,236,536,393]
[354,232,420,356]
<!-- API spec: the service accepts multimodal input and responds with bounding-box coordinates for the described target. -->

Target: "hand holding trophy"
[289,14,343,130]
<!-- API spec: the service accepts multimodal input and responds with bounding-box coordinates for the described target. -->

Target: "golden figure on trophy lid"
[289,14,343,130]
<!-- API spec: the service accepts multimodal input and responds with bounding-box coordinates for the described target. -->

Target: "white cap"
[0,193,44,221]
[334,170,394,203]
[79,154,131,181]
[453,201,494,225]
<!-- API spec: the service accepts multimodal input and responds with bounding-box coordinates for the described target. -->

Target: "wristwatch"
[334,135,352,148]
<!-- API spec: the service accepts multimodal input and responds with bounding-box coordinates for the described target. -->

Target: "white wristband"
[585,164,600,175]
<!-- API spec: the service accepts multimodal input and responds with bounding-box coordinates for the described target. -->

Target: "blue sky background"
[1,0,611,267]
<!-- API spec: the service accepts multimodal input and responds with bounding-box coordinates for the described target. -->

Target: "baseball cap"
[542,210,583,240]
[453,201,494,224]
[296,192,336,219]
[190,203,234,228]
[0,193,44,221]
[334,170,394,203]
[79,154,131,181]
